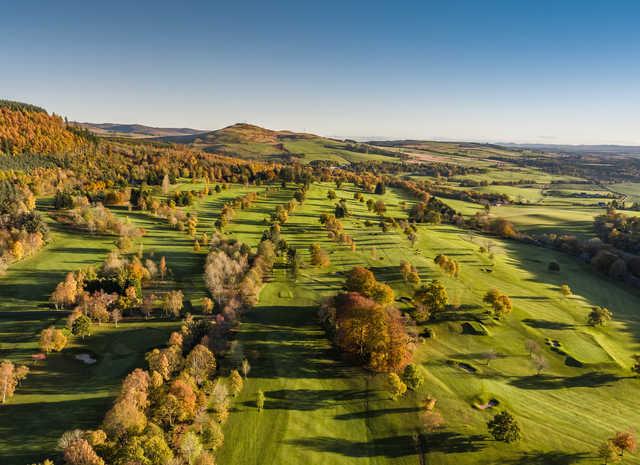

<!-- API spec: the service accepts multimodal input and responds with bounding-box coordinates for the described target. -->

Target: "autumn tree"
[589,306,613,326]
[201,418,224,450]
[598,440,621,465]
[111,308,122,328]
[400,261,420,285]
[434,254,460,277]
[524,339,540,357]
[163,290,184,317]
[241,358,251,378]
[161,174,170,195]
[256,389,265,411]
[51,272,78,309]
[180,431,203,465]
[185,344,216,385]
[72,315,92,340]
[483,289,513,319]
[202,297,214,315]
[229,369,244,396]
[387,373,407,400]
[345,266,395,306]
[373,200,387,216]
[531,353,548,375]
[61,437,104,465]
[1,360,29,404]
[210,379,230,423]
[309,243,330,268]
[159,256,167,280]
[330,292,411,372]
[103,369,150,438]
[611,431,637,458]
[142,293,155,319]
[40,326,68,353]
[413,280,448,321]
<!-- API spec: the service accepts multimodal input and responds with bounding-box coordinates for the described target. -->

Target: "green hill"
[159,123,402,164]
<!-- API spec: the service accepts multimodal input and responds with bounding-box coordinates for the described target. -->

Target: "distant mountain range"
[76,122,206,138]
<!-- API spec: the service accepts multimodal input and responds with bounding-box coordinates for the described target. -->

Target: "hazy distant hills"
[77,122,205,138]
[76,117,640,163]
[502,143,640,157]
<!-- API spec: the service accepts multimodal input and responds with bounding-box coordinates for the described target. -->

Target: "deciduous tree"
[487,411,522,443]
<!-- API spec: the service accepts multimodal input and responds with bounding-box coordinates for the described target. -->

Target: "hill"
[0,99,47,113]
[0,101,86,156]
[158,123,403,164]
[76,122,205,138]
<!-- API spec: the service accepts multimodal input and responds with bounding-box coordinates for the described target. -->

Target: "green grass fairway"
[0,218,181,464]
[490,203,604,238]
[215,183,640,465]
[3,181,640,465]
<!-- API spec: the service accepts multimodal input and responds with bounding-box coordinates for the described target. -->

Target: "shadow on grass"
[509,372,622,390]
[334,406,421,420]
[504,451,589,465]
[288,432,486,458]
[522,319,575,330]
[241,388,370,411]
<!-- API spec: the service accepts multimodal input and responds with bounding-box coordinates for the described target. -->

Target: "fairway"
[205,183,640,465]
[3,179,640,464]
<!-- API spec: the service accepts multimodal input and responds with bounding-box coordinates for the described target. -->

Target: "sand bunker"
[75,353,97,364]
[474,399,499,410]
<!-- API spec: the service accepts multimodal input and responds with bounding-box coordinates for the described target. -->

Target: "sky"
[1,0,639,144]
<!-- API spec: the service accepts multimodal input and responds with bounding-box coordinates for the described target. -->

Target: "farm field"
[610,182,640,203]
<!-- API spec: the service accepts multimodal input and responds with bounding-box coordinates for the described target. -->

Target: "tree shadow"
[504,451,589,465]
[522,319,575,330]
[509,372,622,390]
[334,406,421,420]
[288,432,486,458]
[241,388,370,411]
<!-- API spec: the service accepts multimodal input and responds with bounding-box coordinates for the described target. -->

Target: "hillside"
[0,100,86,156]
[158,123,403,164]
[77,122,205,138]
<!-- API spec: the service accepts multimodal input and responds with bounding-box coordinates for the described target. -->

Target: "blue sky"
[1,0,639,144]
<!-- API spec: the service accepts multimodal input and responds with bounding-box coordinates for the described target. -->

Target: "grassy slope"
[218,183,640,465]
[411,226,640,464]
[3,181,640,464]
[218,182,426,465]
[0,216,179,464]
[0,184,261,464]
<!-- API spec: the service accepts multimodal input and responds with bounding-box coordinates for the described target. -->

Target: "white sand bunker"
[75,353,97,364]
[475,399,499,410]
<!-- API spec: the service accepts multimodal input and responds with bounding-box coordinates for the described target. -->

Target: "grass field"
[610,182,640,203]
[212,183,640,465]
[3,181,640,464]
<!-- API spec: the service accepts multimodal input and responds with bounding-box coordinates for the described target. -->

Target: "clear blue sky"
[2,0,639,144]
